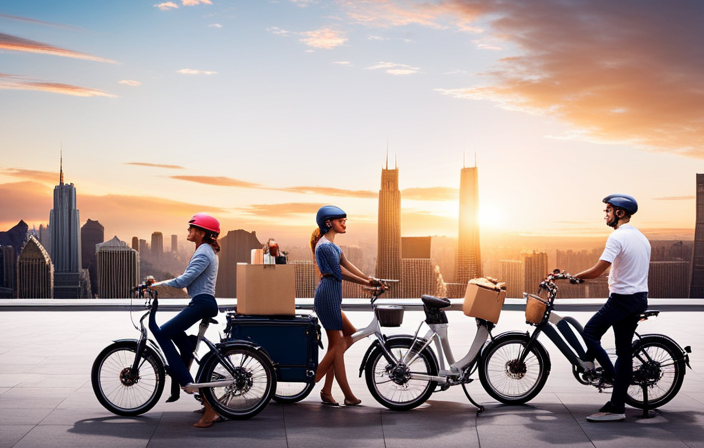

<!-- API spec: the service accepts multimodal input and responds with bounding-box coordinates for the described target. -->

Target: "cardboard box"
[463,280,506,323]
[236,263,295,315]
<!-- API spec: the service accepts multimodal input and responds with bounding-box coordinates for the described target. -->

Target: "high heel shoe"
[343,398,362,406]
[320,391,339,406]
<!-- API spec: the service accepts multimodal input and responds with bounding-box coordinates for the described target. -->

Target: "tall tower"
[151,232,164,259]
[456,157,481,284]
[17,236,54,298]
[81,219,104,297]
[50,153,82,298]
[690,173,704,298]
[376,153,402,297]
[96,236,140,298]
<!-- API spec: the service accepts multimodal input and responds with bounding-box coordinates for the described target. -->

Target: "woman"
[311,205,385,406]
[149,212,222,428]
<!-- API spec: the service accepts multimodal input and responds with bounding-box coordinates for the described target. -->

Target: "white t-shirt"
[600,224,651,295]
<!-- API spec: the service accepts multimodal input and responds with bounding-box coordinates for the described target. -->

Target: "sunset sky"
[1,0,702,247]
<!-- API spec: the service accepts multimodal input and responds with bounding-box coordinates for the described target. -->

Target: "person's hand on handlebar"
[368,277,389,290]
[569,276,584,285]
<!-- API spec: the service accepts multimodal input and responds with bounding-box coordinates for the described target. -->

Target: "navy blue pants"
[583,292,648,412]
[149,294,218,386]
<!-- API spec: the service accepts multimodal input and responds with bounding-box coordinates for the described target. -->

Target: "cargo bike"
[91,283,300,420]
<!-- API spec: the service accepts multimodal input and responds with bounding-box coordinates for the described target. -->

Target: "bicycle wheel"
[625,335,686,409]
[199,345,276,420]
[479,335,550,405]
[365,339,438,411]
[273,382,315,404]
[91,341,165,416]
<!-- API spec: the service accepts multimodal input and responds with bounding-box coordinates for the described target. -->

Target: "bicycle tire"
[91,341,165,416]
[273,382,315,404]
[625,335,686,409]
[479,334,550,405]
[365,339,438,411]
[199,345,276,420]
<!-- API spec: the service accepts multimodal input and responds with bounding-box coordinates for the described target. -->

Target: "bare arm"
[340,253,372,286]
[575,260,611,280]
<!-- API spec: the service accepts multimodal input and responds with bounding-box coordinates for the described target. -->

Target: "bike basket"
[375,305,404,327]
[525,294,549,325]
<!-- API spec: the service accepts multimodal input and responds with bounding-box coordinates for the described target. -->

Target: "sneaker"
[586,402,625,422]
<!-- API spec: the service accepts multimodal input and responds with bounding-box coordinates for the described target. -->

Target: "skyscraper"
[151,232,164,259]
[292,260,316,298]
[500,260,524,299]
[171,234,178,253]
[690,173,704,298]
[216,229,262,298]
[0,246,15,298]
[131,237,139,251]
[16,236,53,298]
[456,162,481,284]
[376,156,402,297]
[649,261,689,298]
[81,219,104,297]
[50,155,82,298]
[400,237,436,298]
[524,251,548,295]
[96,236,140,298]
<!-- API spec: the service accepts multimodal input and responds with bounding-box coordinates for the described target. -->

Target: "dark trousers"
[583,292,648,412]
[149,294,218,386]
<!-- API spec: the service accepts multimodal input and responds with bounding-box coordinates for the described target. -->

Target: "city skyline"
[1,1,702,246]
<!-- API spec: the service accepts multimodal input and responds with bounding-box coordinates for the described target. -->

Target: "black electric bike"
[480,270,692,415]
[91,283,277,419]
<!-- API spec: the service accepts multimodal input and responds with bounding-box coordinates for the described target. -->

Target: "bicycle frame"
[404,319,492,383]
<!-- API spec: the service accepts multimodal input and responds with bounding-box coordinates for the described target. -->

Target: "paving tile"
[0,425,34,448]
[380,400,479,448]
[12,423,153,448]
[283,402,386,448]
[0,407,54,425]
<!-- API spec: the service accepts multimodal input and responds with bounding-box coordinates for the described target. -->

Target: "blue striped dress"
[314,238,344,331]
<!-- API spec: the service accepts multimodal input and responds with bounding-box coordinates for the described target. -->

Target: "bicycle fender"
[194,340,275,383]
[481,331,552,372]
[357,335,437,378]
[109,338,167,368]
[633,333,691,369]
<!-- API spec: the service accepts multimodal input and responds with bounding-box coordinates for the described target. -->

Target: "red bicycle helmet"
[188,213,220,235]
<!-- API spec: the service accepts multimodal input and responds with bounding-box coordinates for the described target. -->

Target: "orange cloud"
[241,203,323,217]
[300,28,348,49]
[282,186,377,199]
[402,187,458,201]
[0,13,80,30]
[170,175,262,188]
[118,80,141,86]
[1,168,58,185]
[0,180,227,241]
[127,162,184,169]
[348,1,704,155]
[182,0,212,5]
[0,32,116,63]
[0,73,116,97]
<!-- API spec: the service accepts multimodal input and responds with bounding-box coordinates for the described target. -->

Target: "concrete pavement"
[1,306,702,447]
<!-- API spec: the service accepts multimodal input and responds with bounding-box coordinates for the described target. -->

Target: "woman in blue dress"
[311,205,385,406]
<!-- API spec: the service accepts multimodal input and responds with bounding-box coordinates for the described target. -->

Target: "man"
[574,194,650,422]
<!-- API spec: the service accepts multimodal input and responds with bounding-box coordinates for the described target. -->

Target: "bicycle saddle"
[421,295,451,309]
[639,310,659,320]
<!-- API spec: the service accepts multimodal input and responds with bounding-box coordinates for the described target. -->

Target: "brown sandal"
[320,391,339,406]
[344,398,362,406]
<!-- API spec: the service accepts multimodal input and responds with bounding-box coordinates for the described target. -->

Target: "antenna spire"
[474,151,477,168]
[394,151,397,169]
[385,138,389,169]
[60,147,64,185]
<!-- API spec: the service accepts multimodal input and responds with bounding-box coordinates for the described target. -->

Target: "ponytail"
[310,228,322,256]
[204,231,221,253]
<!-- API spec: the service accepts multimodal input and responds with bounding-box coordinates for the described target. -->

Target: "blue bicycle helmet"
[603,194,638,215]
[316,205,346,234]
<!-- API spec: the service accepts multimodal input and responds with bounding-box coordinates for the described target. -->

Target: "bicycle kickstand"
[637,383,655,419]
[461,383,485,415]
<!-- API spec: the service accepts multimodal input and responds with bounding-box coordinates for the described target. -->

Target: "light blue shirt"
[163,244,219,297]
